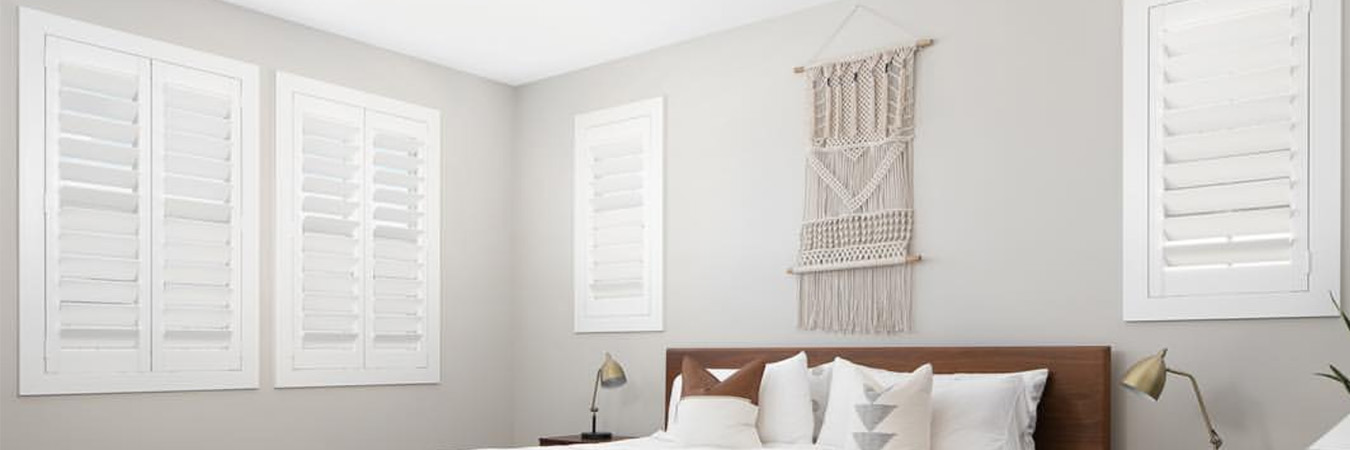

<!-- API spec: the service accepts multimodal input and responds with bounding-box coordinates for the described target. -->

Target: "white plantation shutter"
[19,9,260,395]
[292,96,366,370]
[275,73,440,387]
[152,62,246,371]
[573,98,664,333]
[365,112,432,369]
[1149,0,1307,296]
[1123,0,1340,320]
[43,38,153,375]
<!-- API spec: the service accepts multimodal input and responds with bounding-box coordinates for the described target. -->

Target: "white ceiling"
[220,0,837,85]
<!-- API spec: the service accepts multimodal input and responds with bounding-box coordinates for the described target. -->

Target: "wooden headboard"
[665,346,1111,450]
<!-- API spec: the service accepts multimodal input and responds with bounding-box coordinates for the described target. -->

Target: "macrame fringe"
[799,265,912,334]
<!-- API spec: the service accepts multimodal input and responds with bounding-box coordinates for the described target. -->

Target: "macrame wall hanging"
[789,9,931,333]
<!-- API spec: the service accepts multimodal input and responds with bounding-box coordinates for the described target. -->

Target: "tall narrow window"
[573,98,664,333]
[1123,0,1341,320]
[274,73,441,387]
[19,9,260,394]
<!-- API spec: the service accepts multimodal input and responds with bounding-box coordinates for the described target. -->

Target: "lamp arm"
[589,369,602,413]
[1168,369,1223,450]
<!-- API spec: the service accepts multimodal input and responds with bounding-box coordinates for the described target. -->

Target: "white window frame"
[573,98,665,333]
[1122,0,1341,321]
[274,73,443,387]
[18,8,260,394]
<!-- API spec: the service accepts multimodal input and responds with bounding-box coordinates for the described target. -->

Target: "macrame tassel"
[799,265,911,334]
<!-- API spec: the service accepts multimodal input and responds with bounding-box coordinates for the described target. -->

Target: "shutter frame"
[19,8,260,395]
[275,73,441,388]
[573,98,665,333]
[1122,0,1340,321]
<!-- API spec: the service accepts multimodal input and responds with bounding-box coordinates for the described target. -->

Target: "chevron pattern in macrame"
[794,46,917,334]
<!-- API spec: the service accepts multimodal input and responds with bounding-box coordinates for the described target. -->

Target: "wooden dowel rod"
[794,38,934,74]
[785,254,924,275]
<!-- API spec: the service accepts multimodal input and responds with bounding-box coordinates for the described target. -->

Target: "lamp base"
[580,432,613,441]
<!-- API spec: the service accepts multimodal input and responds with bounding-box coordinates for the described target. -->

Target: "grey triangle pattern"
[852,432,895,450]
[854,404,896,431]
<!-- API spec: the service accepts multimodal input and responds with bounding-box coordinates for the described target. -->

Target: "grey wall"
[0,0,517,449]
[6,0,1350,449]
[511,1,1350,449]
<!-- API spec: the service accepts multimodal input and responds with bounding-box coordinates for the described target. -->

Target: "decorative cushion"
[820,358,1050,450]
[682,357,766,404]
[669,396,763,448]
[668,357,768,448]
[818,359,933,450]
[668,353,814,444]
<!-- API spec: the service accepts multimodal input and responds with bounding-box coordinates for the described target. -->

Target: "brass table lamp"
[582,352,627,440]
[1121,349,1223,450]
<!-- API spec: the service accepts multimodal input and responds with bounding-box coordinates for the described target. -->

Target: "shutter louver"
[1149,0,1309,296]
[293,95,365,370]
[45,38,153,374]
[573,98,664,333]
[586,136,648,302]
[151,62,244,371]
[366,112,429,369]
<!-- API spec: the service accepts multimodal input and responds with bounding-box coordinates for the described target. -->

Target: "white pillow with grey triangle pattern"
[810,359,1047,450]
[818,358,933,450]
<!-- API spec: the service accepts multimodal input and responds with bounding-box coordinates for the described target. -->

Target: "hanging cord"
[794,2,933,74]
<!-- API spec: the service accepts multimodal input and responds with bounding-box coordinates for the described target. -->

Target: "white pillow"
[939,370,1048,450]
[823,358,1050,450]
[807,360,835,440]
[818,359,933,450]
[931,376,1027,450]
[667,352,814,444]
[669,396,763,448]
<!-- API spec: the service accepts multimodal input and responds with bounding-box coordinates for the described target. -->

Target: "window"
[1123,0,1341,320]
[274,73,441,387]
[573,98,664,333]
[18,8,261,394]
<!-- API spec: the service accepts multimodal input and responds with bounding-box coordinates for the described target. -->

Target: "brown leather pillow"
[680,356,766,405]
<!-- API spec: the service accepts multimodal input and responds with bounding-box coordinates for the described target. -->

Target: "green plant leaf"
[1319,292,1350,401]
[1317,373,1350,397]
[1332,364,1350,381]
[1319,364,1350,397]
[1333,292,1350,333]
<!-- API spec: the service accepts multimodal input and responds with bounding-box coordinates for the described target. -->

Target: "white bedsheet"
[479,432,822,450]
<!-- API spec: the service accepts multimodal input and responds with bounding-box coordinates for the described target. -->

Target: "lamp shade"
[1121,348,1168,400]
[598,352,627,388]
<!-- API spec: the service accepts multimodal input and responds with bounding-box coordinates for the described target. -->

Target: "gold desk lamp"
[581,352,628,440]
[1121,349,1223,450]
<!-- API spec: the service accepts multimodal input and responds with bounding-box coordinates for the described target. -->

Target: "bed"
[495,345,1111,450]
[664,346,1111,450]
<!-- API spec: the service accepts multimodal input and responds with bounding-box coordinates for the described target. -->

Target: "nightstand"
[538,434,636,446]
